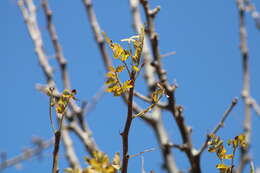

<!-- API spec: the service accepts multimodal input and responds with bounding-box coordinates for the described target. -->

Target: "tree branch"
[0,138,53,171]
[129,1,179,172]
[61,126,81,169]
[68,121,99,156]
[42,0,71,89]
[140,0,200,172]
[82,0,112,71]
[236,0,252,172]
[121,74,135,173]
[18,0,54,86]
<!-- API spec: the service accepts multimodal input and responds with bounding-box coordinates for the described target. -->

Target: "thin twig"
[161,51,176,58]
[129,148,155,159]
[134,91,167,108]
[198,97,238,155]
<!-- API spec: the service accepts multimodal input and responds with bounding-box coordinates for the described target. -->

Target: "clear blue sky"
[1,0,260,173]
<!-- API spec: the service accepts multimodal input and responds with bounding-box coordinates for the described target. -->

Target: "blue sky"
[1,0,260,173]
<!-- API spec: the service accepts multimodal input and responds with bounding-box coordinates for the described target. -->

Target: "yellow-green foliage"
[208,133,248,173]
[102,28,144,96]
[65,151,121,173]
[48,88,77,114]
[103,28,166,118]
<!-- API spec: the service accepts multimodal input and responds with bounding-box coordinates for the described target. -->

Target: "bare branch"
[42,0,71,89]
[18,0,54,86]
[82,0,112,70]
[140,0,199,172]
[62,126,81,169]
[68,121,99,156]
[236,0,254,172]
[0,138,53,171]
[128,1,180,172]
